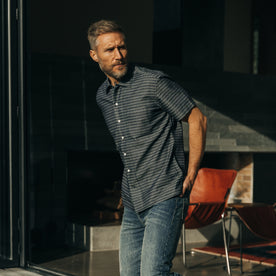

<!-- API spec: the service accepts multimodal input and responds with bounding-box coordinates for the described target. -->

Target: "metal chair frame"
[181,168,238,276]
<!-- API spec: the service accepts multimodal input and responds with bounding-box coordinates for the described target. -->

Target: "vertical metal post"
[7,0,14,260]
[239,220,243,273]
[1,0,24,265]
[227,209,233,249]
[222,213,232,275]
[18,0,26,267]
[182,224,187,265]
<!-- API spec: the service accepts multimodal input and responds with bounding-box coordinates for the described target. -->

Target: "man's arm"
[180,107,207,197]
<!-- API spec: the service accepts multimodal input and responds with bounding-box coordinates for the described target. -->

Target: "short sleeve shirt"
[96,65,196,213]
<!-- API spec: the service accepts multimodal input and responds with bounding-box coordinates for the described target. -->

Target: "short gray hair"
[87,20,126,50]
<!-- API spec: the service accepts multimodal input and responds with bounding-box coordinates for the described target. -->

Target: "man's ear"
[89,50,98,62]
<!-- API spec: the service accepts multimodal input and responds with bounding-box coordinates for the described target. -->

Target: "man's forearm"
[187,114,207,181]
[185,107,207,182]
[180,107,207,196]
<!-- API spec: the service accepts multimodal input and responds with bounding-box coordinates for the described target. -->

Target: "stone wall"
[227,153,254,203]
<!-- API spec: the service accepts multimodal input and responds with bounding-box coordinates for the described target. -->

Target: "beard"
[99,62,128,81]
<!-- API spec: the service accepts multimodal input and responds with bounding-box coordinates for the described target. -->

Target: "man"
[88,20,207,276]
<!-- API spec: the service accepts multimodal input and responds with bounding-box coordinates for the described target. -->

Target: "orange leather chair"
[182,168,237,275]
[230,203,276,241]
[226,203,276,273]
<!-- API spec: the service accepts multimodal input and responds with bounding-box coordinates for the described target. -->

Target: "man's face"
[90,32,128,85]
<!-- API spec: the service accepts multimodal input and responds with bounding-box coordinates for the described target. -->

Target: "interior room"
[1,0,276,275]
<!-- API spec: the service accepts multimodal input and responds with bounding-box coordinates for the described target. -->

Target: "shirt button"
[115,103,118,106]
[117,119,121,123]
[127,169,131,173]
[121,136,124,140]
[123,152,127,156]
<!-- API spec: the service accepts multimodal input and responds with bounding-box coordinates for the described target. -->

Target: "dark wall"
[181,0,225,71]
[28,54,110,249]
[30,0,154,63]
[254,154,276,204]
[224,0,252,73]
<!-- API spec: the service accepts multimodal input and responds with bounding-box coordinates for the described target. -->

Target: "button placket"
[113,86,121,141]
[113,86,128,171]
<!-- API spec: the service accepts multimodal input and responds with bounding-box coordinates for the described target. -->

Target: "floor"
[1,247,275,276]
[0,268,43,276]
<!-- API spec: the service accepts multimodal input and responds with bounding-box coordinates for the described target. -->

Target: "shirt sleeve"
[156,76,196,121]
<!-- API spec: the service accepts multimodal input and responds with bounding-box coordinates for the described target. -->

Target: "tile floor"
[41,249,276,276]
[1,248,276,276]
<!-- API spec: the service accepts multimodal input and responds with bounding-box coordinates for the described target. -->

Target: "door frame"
[0,0,21,267]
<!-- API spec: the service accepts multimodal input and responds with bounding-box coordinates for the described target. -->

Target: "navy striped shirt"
[96,65,196,212]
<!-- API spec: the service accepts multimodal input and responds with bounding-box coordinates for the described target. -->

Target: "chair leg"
[239,219,243,274]
[227,210,233,249]
[182,224,187,266]
[222,213,232,275]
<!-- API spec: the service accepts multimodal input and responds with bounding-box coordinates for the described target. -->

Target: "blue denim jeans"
[119,196,188,276]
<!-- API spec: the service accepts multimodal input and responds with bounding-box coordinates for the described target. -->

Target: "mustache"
[113,61,127,66]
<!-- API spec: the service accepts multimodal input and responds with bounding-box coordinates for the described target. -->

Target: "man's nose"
[114,47,123,59]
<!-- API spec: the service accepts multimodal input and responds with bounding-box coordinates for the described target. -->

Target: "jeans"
[119,196,189,276]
